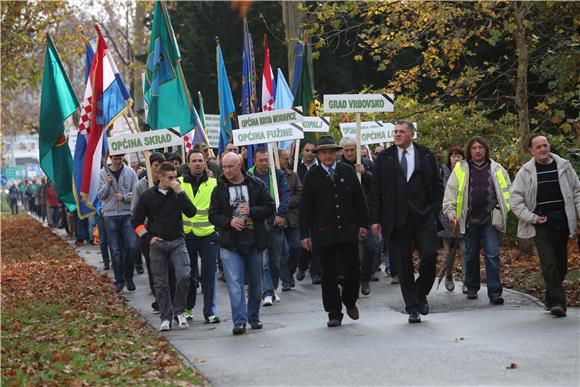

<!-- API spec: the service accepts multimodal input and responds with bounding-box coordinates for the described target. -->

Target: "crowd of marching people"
[16,122,580,334]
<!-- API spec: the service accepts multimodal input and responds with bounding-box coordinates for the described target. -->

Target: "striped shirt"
[535,161,566,221]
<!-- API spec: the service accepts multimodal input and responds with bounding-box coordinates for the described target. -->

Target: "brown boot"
[346,306,359,320]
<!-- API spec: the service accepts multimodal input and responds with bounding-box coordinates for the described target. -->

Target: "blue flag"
[241,18,261,167]
[275,68,295,150]
[217,43,235,155]
[291,40,304,95]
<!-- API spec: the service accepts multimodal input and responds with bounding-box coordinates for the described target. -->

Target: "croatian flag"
[72,32,96,218]
[80,25,131,209]
[261,35,276,112]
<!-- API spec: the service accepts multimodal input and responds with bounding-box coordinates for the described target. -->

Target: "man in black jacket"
[208,152,275,335]
[339,136,377,296]
[300,136,369,328]
[131,162,196,332]
[370,120,443,323]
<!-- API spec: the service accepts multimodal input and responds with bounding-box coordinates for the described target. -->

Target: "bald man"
[209,152,275,335]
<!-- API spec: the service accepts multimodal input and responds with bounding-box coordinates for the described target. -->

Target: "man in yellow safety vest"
[179,150,221,324]
[443,136,512,305]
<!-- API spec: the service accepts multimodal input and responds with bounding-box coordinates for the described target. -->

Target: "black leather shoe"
[490,297,504,305]
[467,290,478,300]
[296,270,305,281]
[248,319,263,329]
[408,312,421,323]
[126,278,136,291]
[420,302,429,316]
[327,318,341,327]
[550,305,566,317]
[361,282,371,296]
[232,324,246,335]
[135,265,144,275]
[281,282,292,292]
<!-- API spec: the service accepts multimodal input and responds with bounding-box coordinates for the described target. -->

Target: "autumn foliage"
[1,215,204,385]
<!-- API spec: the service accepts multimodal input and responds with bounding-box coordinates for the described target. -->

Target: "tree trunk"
[132,1,146,127]
[513,2,535,256]
[282,1,304,87]
[513,2,530,153]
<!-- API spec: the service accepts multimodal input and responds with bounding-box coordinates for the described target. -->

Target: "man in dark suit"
[300,136,369,328]
[370,120,443,323]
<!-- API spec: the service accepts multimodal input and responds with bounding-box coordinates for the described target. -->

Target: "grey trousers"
[150,238,191,322]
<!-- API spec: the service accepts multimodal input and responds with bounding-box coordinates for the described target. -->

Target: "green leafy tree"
[303,1,579,152]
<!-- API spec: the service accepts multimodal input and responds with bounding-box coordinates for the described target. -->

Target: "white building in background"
[3,134,40,166]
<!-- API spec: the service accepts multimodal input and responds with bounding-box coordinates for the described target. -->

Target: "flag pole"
[125,100,154,187]
[267,144,280,209]
[355,112,362,182]
[293,139,300,172]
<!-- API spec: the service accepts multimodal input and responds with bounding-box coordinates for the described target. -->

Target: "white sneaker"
[176,314,189,329]
[262,296,273,306]
[159,320,171,332]
[273,290,281,303]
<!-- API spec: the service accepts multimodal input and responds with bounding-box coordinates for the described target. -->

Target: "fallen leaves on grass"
[1,215,205,386]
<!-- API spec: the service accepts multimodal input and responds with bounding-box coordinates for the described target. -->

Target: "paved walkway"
[61,228,578,386]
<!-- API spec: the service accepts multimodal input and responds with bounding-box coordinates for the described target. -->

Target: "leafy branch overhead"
[302,1,579,139]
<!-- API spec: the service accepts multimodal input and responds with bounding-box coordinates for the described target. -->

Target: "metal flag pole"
[355,112,362,182]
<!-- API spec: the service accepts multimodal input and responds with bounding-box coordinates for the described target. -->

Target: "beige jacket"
[509,153,580,238]
[442,159,512,234]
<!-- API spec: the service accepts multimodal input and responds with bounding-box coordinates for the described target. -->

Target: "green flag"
[39,35,79,212]
[292,45,317,142]
[144,1,193,135]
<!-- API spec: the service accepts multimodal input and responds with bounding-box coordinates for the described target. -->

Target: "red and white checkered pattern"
[263,97,274,111]
[261,37,275,113]
[78,97,93,134]
[184,132,194,153]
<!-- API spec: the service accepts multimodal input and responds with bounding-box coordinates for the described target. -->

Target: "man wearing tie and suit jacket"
[370,120,443,323]
[300,136,369,328]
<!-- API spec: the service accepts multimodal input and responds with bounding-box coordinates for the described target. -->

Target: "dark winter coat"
[299,162,369,247]
[369,143,443,240]
[208,173,275,252]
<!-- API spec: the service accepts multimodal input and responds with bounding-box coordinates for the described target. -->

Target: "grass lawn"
[1,215,205,385]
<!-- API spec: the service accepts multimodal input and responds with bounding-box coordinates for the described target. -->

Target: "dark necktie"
[328,167,335,179]
[400,150,408,181]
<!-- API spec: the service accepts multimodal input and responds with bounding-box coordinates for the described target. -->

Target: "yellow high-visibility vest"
[453,162,511,219]
[178,176,217,237]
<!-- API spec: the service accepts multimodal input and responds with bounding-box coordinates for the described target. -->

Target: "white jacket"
[442,159,512,234]
[509,153,580,238]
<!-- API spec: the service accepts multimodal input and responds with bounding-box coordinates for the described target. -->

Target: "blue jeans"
[464,221,502,299]
[75,215,89,242]
[104,215,138,286]
[95,213,110,264]
[50,207,60,228]
[220,247,262,326]
[280,227,300,285]
[262,225,284,297]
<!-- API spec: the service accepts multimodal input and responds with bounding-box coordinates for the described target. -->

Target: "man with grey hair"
[339,137,377,295]
[370,120,443,323]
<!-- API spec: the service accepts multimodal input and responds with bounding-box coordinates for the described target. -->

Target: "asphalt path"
[62,228,579,387]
